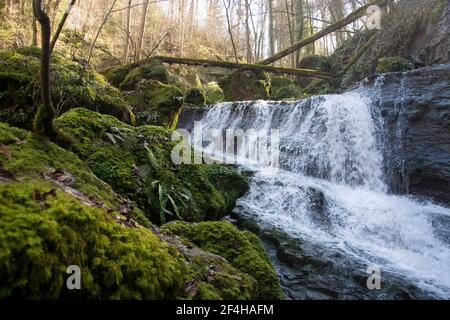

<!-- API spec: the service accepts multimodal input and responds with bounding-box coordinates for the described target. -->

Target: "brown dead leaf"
[0,168,16,182]
[32,188,57,208]
[0,144,12,160]
[46,169,76,187]
[184,280,199,297]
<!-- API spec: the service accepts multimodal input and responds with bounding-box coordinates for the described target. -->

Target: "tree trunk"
[223,0,239,63]
[178,0,185,56]
[285,0,295,67]
[268,0,275,56]
[137,0,150,60]
[87,0,117,65]
[260,0,389,65]
[32,0,56,138]
[340,32,378,75]
[245,0,252,63]
[32,16,38,47]
[123,0,133,63]
[50,0,76,54]
[151,55,335,79]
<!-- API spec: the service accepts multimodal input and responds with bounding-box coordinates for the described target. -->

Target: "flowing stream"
[178,80,450,299]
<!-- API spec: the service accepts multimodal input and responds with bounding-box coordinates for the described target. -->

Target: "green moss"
[302,79,335,96]
[55,108,249,225]
[0,121,259,300]
[128,80,184,129]
[272,85,304,101]
[120,60,170,91]
[202,165,249,213]
[162,221,284,300]
[204,82,225,104]
[185,87,206,106]
[0,182,186,299]
[219,70,271,101]
[298,55,332,72]
[0,121,148,226]
[431,0,447,23]
[0,47,134,129]
[376,57,415,74]
[104,62,140,88]
[270,75,304,100]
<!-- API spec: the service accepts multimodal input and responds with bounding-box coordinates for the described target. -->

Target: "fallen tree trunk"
[340,32,379,76]
[259,0,389,65]
[151,56,335,79]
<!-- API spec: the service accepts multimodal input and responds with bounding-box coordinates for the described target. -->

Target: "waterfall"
[178,87,450,299]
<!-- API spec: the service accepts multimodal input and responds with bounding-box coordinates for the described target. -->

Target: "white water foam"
[194,90,450,298]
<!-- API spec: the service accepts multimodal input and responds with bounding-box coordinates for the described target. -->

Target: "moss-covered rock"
[104,62,140,88]
[55,108,249,225]
[0,47,134,129]
[184,87,207,106]
[162,221,284,300]
[0,122,187,299]
[157,227,257,300]
[302,79,335,96]
[119,60,170,91]
[298,55,332,72]
[219,70,271,101]
[376,57,415,74]
[204,82,225,105]
[272,84,304,100]
[270,75,302,100]
[127,80,184,129]
[0,182,186,299]
[0,121,258,300]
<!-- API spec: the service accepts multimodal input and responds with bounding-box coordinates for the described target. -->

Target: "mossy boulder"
[219,70,271,101]
[104,62,140,88]
[204,82,225,105]
[127,80,184,129]
[376,57,415,74]
[162,221,284,300]
[0,121,258,300]
[0,182,186,299]
[0,47,134,129]
[55,108,249,225]
[270,75,303,100]
[105,60,188,91]
[298,55,332,72]
[184,87,207,106]
[157,227,257,300]
[302,79,335,96]
[119,60,170,91]
[0,122,187,299]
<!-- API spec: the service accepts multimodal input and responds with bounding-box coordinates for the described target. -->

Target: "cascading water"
[179,80,450,299]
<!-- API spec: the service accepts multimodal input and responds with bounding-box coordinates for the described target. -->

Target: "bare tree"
[137,0,150,60]
[268,0,275,56]
[123,0,133,63]
[223,0,239,62]
[32,0,56,138]
[87,0,118,65]
[244,0,252,63]
[50,0,76,53]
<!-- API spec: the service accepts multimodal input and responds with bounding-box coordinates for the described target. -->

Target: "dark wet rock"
[232,214,436,300]
[219,70,271,101]
[370,63,450,204]
[432,214,450,245]
[185,87,207,107]
[177,105,208,131]
[306,187,330,226]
